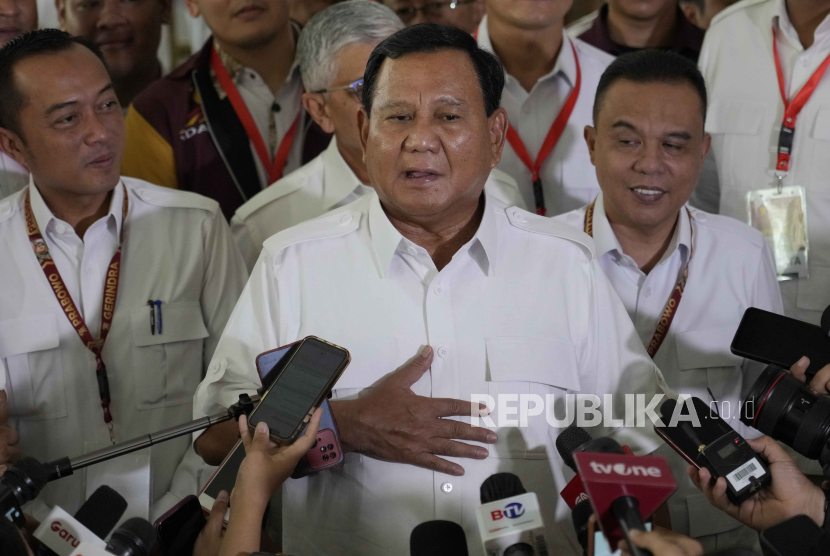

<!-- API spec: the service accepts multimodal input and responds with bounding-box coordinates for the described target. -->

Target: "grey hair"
[297,0,404,93]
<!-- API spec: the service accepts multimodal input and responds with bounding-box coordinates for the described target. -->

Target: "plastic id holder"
[747,186,808,281]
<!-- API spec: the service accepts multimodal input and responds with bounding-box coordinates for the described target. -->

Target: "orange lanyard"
[584,200,694,358]
[211,46,299,184]
[24,184,128,443]
[506,40,581,216]
[772,26,830,173]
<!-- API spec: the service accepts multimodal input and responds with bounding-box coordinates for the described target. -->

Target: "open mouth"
[630,187,666,202]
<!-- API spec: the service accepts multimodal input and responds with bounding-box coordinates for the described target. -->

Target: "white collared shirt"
[476,16,614,215]
[0,178,248,519]
[696,0,830,324]
[230,138,529,270]
[555,193,783,541]
[0,152,28,201]
[195,191,666,556]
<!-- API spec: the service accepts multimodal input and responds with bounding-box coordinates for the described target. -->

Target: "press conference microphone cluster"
[556,426,676,556]
[67,517,157,556]
[33,485,127,556]
[476,472,549,556]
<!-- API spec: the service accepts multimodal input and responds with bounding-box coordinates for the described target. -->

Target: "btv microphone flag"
[476,492,548,556]
[573,452,676,548]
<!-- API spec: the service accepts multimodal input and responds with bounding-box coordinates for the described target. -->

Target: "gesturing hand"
[0,391,20,466]
[330,346,497,476]
[687,435,826,531]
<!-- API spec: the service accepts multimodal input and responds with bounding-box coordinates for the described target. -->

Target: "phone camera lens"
[320,446,327,453]
[322,455,329,461]
[327,444,334,450]
[330,452,337,459]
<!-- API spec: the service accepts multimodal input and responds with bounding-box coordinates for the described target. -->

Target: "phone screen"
[156,496,206,555]
[203,440,246,500]
[732,307,830,377]
[249,338,348,439]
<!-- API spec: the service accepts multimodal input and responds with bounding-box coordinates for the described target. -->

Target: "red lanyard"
[584,200,694,359]
[24,184,128,443]
[505,40,581,216]
[211,46,299,184]
[772,26,830,172]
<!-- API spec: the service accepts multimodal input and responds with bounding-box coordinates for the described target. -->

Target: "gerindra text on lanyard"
[506,40,581,216]
[24,184,128,444]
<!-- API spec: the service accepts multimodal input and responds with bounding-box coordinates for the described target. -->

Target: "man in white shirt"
[695,0,830,328]
[555,50,783,552]
[0,0,37,200]
[231,1,525,270]
[475,0,614,216]
[194,24,666,555]
[0,30,248,520]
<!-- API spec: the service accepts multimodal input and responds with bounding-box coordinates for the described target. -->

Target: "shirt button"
[512,210,528,223]
[55,223,67,234]
[85,265,94,274]
[339,214,352,226]
[433,283,443,295]
[437,346,449,358]
[801,56,810,66]
[0,204,9,216]
[643,286,653,297]
[441,482,453,493]
[407,246,418,256]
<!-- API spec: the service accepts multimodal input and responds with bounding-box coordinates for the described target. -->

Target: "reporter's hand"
[192,491,227,556]
[232,408,321,513]
[0,391,20,465]
[790,356,830,395]
[618,527,702,556]
[687,435,826,531]
[329,346,497,476]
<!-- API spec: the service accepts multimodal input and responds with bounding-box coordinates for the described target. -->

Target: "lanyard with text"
[211,46,299,184]
[24,184,128,444]
[772,26,830,175]
[584,200,694,358]
[506,40,581,217]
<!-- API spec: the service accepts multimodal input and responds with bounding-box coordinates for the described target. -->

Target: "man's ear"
[55,0,67,30]
[0,127,28,169]
[358,107,370,163]
[302,92,335,134]
[183,0,200,19]
[487,107,508,169]
[584,125,597,166]
[680,2,703,29]
[702,132,711,159]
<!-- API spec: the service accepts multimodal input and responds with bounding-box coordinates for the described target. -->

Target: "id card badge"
[85,441,152,524]
[747,185,808,281]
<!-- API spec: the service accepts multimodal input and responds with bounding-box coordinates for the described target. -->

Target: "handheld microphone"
[573,448,676,556]
[34,486,128,556]
[105,517,157,556]
[476,473,548,556]
[410,520,469,556]
[1,457,49,526]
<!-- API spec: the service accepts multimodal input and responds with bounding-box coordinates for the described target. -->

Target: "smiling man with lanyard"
[0,30,247,520]
[556,51,783,552]
[474,0,614,216]
[121,0,330,219]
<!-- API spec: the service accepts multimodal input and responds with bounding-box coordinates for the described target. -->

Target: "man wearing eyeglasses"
[227,1,523,270]
[381,0,485,34]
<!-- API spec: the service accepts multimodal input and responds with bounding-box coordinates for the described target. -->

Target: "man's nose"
[85,112,112,145]
[632,142,666,174]
[97,0,128,29]
[402,116,441,153]
[0,0,20,19]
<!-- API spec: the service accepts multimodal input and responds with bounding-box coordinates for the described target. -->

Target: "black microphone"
[106,517,157,556]
[410,520,469,556]
[478,473,542,556]
[1,457,49,526]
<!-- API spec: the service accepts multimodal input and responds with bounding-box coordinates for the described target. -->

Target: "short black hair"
[593,50,707,126]
[362,23,504,118]
[0,29,107,136]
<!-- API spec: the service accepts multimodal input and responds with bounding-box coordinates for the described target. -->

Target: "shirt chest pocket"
[130,302,209,410]
[706,99,768,193]
[486,337,580,459]
[0,314,67,420]
[674,326,744,403]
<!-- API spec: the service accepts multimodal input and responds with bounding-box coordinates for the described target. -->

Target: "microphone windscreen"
[108,517,157,556]
[410,520,468,556]
[555,426,593,472]
[479,472,526,504]
[74,485,128,539]
[5,457,49,500]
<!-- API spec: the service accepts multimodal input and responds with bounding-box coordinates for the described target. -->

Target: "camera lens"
[323,455,329,461]
[742,364,830,461]
[327,444,334,450]
[320,446,327,453]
